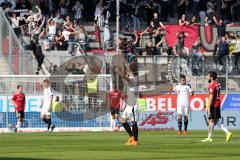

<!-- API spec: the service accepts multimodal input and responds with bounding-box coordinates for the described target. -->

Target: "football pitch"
[0,131,240,160]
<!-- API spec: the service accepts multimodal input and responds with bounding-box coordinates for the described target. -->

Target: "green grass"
[0,131,240,160]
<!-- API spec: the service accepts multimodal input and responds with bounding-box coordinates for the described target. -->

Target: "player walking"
[108,85,122,131]
[11,85,26,132]
[40,79,55,132]
[170,75,194,135]
[114,63,139,146]
[201,71,232,142]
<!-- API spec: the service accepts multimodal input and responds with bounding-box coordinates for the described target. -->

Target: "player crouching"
[40,79,55,133]
[11,85,26,132]
[169,75,194,135]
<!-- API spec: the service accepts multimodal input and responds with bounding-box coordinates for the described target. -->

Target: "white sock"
[112,119,116,128]
[208,124,214,139]
[220,124,229,134]
[208,132,212,139]
[16,120,21,128]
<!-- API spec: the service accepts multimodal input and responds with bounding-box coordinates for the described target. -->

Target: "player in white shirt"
[169,75,194,135]
[40,79,55,132]
[114,63,139,146]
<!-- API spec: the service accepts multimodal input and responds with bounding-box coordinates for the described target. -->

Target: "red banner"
[165,25,199,48]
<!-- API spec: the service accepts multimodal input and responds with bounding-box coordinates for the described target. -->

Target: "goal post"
[0,75,113,132]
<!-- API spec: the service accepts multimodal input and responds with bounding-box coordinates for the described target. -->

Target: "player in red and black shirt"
[201,71,232,142]
[108,85,122,131]
[11,85,26,132]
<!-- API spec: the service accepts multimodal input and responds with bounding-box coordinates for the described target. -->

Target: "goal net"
[0,75,113,132]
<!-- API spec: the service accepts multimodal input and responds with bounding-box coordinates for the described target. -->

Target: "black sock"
[132,122,138,141]
[178,118,182,131]
[42,118,48,124]
[122,122,133,137]
[47,119,52,130]
[184,117,188,131]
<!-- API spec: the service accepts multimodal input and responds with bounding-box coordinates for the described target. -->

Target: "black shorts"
[15,111,25,119]
[208,106,221,120]
[110,107,120,116]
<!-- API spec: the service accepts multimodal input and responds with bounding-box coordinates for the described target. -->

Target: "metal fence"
[16,54,239,94]
[0,9,36,75]
[136,55,240,94]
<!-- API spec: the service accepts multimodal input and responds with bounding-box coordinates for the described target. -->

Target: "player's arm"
[23,94,26,111]
[188,84,194,96]
[169,85,177,94]
[189,89,194,97]
[10,95,17,108]
[48,95,53,112]
[207,94,213,113]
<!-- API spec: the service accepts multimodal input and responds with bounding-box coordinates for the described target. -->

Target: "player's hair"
[179,74,186,79]
[17,85,23,89]
[139,93,143,98]
[208,71,217,80]
[43,79,50,83]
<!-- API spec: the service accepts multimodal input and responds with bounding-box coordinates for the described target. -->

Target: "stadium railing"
[0,8,37,75]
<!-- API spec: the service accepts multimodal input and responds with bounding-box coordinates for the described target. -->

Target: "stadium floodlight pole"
[116,0,120,89]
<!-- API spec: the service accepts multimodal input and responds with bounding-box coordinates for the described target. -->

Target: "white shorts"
[122,104,138,122]
[41,107,51,116]
[177,103,189,116]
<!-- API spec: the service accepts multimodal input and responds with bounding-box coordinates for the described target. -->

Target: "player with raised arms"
[201,71,232,142]
[11,85,26,132]
[169,74,194,135]
[40,79,55,133]
[114,63,139,145]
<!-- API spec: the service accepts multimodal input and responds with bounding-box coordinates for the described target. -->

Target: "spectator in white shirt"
[47,17,57,41]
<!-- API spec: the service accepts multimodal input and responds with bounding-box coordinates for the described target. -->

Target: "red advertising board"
[144,94,225,112]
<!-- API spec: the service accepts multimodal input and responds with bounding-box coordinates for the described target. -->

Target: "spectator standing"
[192,0,200,16]
[177,0,189,19]
[155,28,164,55]
[217,36,229,71]
[77,25,88,51]
[132,1,140,32]
[72,1,84,24]
[205,3,218,26]
[120,0,130,31]
[145,0,154,26]
[150,12,165,30]
[191,37,203,72]
[161,0,169,22]
[59,0,69,19]
[30,36,45,75]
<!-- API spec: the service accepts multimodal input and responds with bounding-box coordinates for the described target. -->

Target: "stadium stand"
[0,0,240,94]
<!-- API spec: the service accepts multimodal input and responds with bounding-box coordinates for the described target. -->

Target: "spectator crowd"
[0,0,239,74]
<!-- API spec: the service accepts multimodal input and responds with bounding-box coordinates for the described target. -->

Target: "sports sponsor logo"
[144,94,225,112]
